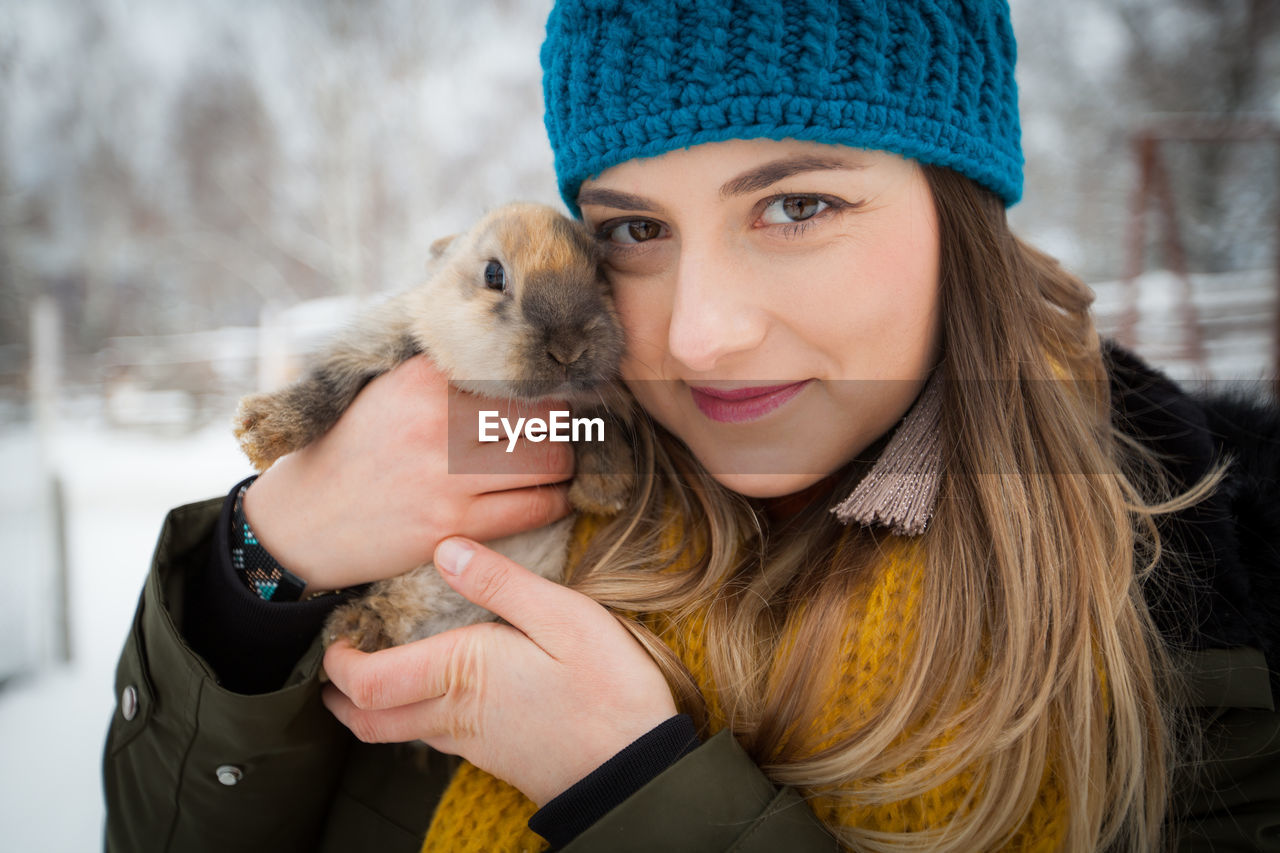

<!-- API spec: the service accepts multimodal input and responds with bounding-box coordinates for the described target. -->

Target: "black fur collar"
[1104,341,1280,665]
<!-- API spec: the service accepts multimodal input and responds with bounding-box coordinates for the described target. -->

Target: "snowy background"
[0,1,1277,849]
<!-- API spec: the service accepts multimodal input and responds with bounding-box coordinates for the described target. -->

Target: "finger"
[322,634,467,711]
[458,484,573,542]
[485,432,576,479]
[434,537,607,658]
[322,683,451,744]
[450,438,575,490]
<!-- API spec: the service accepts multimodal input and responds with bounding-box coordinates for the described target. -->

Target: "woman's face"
[578,138,941,498]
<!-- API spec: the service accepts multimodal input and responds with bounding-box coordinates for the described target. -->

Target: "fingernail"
[436,538,475,576]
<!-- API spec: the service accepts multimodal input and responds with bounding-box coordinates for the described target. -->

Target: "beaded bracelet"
[229,481,310,602]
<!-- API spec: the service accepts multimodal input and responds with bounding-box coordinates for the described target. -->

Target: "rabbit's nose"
[547,337,589,366]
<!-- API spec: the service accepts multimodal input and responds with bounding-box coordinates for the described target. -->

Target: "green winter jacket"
[103,495,1280,853]
[104,348,1280,852]
[103,497,840,852]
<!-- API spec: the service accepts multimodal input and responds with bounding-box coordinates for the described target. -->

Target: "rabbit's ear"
[429,233,458,261]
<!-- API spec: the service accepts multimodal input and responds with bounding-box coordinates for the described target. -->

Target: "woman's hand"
[241,355,575,592]
[320,537,679,807]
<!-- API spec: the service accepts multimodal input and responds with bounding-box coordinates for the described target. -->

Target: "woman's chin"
[703,470,836,500]
[673,429,852,499]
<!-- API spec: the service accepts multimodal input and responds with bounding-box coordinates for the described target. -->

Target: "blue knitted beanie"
[541,0,1023,214]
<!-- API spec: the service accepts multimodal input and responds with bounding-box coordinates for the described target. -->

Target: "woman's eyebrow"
[577,155,867,211]
[575,187,660,212]
[720,156,866,198]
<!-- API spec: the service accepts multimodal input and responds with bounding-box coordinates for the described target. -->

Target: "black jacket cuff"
[528,713,701,848]
[182,477,353,694]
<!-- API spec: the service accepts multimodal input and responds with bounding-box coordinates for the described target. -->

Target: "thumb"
[434,537,597,654]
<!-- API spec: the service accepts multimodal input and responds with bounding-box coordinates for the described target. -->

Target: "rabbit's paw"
[569,470,633,515]
[323,600,396,654]
[233,391,309,471]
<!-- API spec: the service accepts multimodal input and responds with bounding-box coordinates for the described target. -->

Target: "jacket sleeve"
[1172,646,1280,852]
[564,648,1280,853]
[559,728,838,853]
[102,497,353,853]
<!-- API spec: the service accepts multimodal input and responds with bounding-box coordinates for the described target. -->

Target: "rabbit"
[233,202,635,652]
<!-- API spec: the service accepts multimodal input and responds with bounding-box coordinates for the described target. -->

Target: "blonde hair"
[568,165,1211,851]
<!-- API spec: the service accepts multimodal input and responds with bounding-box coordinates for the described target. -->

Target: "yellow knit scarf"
[420,514,1068,852]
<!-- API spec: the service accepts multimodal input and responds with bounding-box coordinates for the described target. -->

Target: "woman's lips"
[688,381,812,423]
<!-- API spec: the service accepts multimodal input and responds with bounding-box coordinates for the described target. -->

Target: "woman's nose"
[665,239,767,373]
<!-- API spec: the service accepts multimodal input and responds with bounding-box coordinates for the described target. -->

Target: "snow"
[0,414,253,852]
[1092,268,1277,384]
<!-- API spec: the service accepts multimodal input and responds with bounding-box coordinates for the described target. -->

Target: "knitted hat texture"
[541,0,1023,214]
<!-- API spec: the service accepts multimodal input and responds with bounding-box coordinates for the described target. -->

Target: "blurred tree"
[1010,0,1279,278]
[172,66,298,323]
[1115,0,1278,114]
[1114,0,1280,272]
[177,69,275,234]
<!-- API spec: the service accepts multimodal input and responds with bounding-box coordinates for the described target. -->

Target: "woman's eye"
[483,260,506,291]
[760,195,828,225]
[605,220,664,244]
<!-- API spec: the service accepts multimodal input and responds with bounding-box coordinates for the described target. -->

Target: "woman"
[103,1,1280,851]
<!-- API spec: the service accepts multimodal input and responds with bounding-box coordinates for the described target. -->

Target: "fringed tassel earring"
[832,372,944,536]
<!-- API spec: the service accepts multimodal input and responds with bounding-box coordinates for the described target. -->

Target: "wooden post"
[1120,134,1151,351]
[29,296,71,665]
[31,296,60,456]
[1274,143,1280,400]
[1146,142,1208,372]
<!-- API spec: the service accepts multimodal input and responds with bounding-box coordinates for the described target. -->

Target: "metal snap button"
[120,685,139,721]
[215,765,244,786]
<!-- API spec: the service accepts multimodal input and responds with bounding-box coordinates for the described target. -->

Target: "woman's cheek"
[610,279,684,442]
[611,275,672,384]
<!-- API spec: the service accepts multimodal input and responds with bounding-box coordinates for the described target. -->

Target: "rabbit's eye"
[484,260,507,292]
